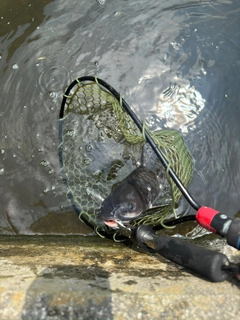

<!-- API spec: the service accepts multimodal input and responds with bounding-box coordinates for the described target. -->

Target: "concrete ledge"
[0,235,239,319]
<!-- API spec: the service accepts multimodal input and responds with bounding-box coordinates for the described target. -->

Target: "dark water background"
[0,0,240,235]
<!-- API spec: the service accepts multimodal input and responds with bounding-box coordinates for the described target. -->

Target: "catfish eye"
[128,202,136,211]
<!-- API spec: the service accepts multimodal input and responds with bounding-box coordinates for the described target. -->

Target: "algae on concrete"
[0,235,239,320]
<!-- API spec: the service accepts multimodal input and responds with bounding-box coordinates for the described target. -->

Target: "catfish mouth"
[104,219,119,229]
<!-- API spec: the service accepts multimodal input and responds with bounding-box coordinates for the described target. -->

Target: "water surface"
[0,0,240,234]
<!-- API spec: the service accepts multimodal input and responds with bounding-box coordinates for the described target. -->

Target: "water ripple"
[0,0,239,234]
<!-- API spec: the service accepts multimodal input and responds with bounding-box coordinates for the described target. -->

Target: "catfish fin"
[152,182,172,208]
[152,196,172,208]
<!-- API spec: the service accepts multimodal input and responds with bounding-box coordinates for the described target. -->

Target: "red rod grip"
[196,206,219,233]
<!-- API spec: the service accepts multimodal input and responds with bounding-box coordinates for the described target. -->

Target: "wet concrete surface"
[0,235,239,319]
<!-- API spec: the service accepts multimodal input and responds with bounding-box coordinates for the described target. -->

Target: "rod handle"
[196,207,240,250]
[134,225,229,282]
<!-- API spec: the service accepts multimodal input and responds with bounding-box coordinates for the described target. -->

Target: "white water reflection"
[134,76,205,133]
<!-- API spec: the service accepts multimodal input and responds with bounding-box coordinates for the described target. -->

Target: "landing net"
[59,79,193,233]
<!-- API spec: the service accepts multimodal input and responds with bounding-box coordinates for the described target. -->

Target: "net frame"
[59,77,195,235]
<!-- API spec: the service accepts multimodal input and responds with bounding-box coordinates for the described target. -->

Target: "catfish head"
[98,167,160,228]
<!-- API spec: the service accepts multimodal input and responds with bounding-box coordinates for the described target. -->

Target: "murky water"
[0,0,240,234]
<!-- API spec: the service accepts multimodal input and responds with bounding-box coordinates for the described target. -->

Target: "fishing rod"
[60,76,240,282]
